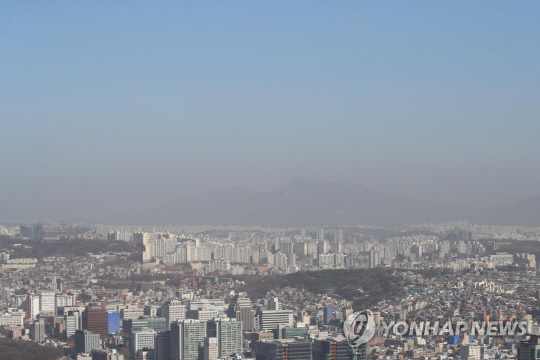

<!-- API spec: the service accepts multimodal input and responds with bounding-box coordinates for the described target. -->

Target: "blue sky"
[1,1,539,221]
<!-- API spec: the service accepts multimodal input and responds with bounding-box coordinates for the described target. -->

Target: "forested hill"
[239,268,404,309]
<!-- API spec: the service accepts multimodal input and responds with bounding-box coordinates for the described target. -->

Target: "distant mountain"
[484,195,540,227]
[115,178,466,227]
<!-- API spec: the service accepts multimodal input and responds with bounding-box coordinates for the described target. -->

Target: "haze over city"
[4,3,540,360]
[2,1,540,224]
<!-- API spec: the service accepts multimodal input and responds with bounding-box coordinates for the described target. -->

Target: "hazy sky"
[1,1,539,222]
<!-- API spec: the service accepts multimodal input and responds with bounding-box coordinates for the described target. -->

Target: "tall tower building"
[323,307,333,325]
[369,248,381,268]
[170,319,206,360]
[154,330,171,360]
[317,240,329,255]
[65,315,77,337]
[26,293,40,319]
[334,229,343,243]
[30,320,46,342]
[227,293,254,332]
[207,318,242,358]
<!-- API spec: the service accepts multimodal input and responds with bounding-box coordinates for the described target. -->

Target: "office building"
[74,330,101,354]
[281,326,308,339]
[313,338,364,360]
[518,335,540,360]
[26,293,40,319]
[65,315,77,337]
[171,319,206,360]
[227,293,255,332]
[160,300,186,330]
[121,305,144,320]
[207,318,242,358]
[323,307,333,325]
[56,294,76,309]
[259,310,294,331]
[154,330,171,360]
[460,344,481,360]
[39,292,56,315]
[195,310,218,322]
[83,305,108,339]
[254,339,312,360]
[268,298,280,311]
[30,320,45,342]
[188,299,225,314]
[131,328,157,354]
[204,337,218,360]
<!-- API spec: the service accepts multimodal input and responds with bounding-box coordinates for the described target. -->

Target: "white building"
[56,294,76,308]
[204,337,218,360]
[460,344,481,360]
[27,294,40,319]
[0,312,24,327]
[131,328,157,354]
[259,310,294,331]
[121,305,144,320]
[40,292,56,314]
[196,310,218,322]
[160,300,186,330]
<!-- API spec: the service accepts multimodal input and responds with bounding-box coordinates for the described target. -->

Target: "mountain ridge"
[112,177,468,227]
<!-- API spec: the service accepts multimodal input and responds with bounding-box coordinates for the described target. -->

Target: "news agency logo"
[343,309,376,347]
[381,320,529,337]
[343,310,529,344]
